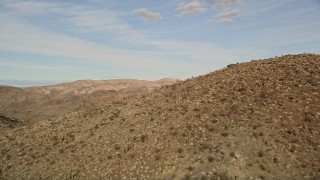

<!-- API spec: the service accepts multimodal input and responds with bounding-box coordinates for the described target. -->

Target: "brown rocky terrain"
[0,78,177,123]
[0,114,22,129]
[0,54,319,179]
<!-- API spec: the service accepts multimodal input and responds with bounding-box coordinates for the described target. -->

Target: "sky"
[0,0,319,87]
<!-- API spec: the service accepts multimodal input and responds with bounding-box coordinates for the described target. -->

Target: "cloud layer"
[0,0,236,82]
[204,0,245,7]
[0,0,319,84]
[177,0,206,16]
[134,8,163,22]
[209,9,240,23]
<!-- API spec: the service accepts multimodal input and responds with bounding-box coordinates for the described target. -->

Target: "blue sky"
[0,0,319,86]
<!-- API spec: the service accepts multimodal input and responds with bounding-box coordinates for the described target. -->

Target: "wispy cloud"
[177,0,206,16]
[0,59,74,71]
[0,15,223,81]
[0,0,235,64]
[1,0,316,83]
[1,0,63,14]
[203,0,245,23]
[204,0,245,7]
[0,17,164,68]
[134,8,163,22]
[209,9,240,23]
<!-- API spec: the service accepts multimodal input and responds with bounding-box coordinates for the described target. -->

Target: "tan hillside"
[0,54,319,179]
[24,78,178,96]
[0,79,177,123]
[0,114,22,129]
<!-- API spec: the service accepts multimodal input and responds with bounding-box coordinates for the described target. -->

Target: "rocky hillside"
[0,79,177,122]
[24,78,177,96]
[0,114,22,129]
[0,54,319,179]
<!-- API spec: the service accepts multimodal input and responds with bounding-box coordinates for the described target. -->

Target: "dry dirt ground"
[0,54,319,179]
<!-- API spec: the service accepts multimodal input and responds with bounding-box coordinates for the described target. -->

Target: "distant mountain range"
[0,79,68,87]
[0,78,177,123]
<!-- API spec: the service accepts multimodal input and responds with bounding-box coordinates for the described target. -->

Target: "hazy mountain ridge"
[0,54,319,179]
[24,78,178,96]
[0,78,177,123]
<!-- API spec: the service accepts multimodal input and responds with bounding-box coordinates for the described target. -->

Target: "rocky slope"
[0,114,22,129]
[0,54,319,179]
[0,79,177,123]
[24,78,177,96]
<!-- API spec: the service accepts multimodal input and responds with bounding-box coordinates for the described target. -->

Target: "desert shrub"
[154,148,161,153]
[193,107,200,112]
[140,134,148,142]
[207,155,214,162]
[229,151,236,158]
[220,132,229,137]
[114,144,120,150]
[304,112,315,122]
[186,165,194,171]
[154,155,160,161]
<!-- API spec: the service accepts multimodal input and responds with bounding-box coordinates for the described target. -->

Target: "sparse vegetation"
[220,132,229,137]
[0,54,320,179]
[154,155,161,161]
[177,148,183,153]
[207,155,214,162]
[258,151,264,157]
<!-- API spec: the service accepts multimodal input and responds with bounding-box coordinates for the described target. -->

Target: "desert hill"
[0,79,177,123]
[0,54,319,179]
[0,114,22,129]
[24,78,177,96]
